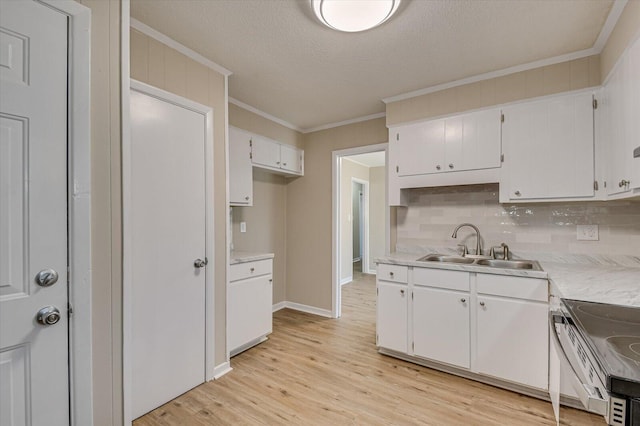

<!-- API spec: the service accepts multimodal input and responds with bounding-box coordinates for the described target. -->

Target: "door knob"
[35,269,59,287]
[194,258,208,268]
[36,306,61,325]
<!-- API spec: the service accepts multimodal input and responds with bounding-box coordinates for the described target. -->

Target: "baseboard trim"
[274,301,333,318]
[340,276,352,286]
[272,301,287,312]
[211,362,232,380]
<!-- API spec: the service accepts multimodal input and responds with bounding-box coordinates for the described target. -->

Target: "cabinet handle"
[460,298,466,303]
[619,179,630,188]
[449,163,454,169]
[514,190,521,196]
[250,267,255,273]
[400,289,405,295]
[479,301,485,307]
[436,165,441,170]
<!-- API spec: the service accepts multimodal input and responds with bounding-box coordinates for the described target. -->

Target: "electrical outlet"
[577,224,598,241]
[240,222,246,233]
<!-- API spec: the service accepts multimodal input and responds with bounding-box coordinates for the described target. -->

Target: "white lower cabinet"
[413,286,470,369]
[476,295,549,389]
[377,263,549,391]
[377,277,408,353]
[228,259,273,355]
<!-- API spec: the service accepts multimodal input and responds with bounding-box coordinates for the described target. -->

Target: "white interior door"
[130,88,208,419]
[0,2,69,425]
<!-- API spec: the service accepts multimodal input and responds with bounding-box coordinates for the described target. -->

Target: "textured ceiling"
[131,0,615,131]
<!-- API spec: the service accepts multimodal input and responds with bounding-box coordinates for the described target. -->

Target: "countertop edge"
[230,251,275,264]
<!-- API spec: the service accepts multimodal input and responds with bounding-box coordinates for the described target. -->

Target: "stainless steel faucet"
[451,223,482,256]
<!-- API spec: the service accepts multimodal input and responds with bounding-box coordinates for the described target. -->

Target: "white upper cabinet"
[600,34,640,198]
[394,108,501,177]
[252,135,304,176]
[229,126,253,206]
[500,91,595,202]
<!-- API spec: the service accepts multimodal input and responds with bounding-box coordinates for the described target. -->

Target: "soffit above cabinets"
[131,0,617,131]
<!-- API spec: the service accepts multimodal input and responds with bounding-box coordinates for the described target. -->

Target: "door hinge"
[376,334,378,344]
[249,139,252,147]
[594,180,599,191]
[411,291,414,300]
[67,303,74,318]
[501,113,505,123]
[593,98,598,110]
[249,152,253,160]
[376,288,378,295]
[412,342,414,351]
[396,133,399,141]
[396,165,399,173]
[501,154,504,163]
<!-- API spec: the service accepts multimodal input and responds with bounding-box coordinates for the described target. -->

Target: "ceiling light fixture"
[312,0,401,33]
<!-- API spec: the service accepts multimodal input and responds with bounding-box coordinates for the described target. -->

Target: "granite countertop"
[376,252,640,307]
[230,250,274,264]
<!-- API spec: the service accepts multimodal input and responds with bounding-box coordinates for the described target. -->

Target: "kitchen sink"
[474,259,539,270]
[416,254,542,271]
[416,254,475,264]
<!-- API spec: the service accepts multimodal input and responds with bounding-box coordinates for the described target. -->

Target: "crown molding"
[130,18,232,77]
[303,112,386,134]
[228,98,302,132]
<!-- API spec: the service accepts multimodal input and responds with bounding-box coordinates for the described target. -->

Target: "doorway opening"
[332,144,388,318]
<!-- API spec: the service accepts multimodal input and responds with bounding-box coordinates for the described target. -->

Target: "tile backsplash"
[396,184,640,264]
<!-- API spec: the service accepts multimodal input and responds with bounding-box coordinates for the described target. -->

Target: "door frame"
[123,80,215,424]
[331,143,388,318]
[350,177,369,274]
[34,1,93,424]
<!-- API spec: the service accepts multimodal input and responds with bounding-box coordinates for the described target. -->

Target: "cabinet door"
[502,92,594,200]
[280,144,302,174]
[395,119,445,176]
[228,274,273,352]
[376,281,408,353]
[476,295,548,389]
[229,127,253,205]
[460,109,502,171]
[251,135,281,169]
[413,286,470,368]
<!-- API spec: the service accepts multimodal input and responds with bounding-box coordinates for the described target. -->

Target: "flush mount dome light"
[312,0,401,33]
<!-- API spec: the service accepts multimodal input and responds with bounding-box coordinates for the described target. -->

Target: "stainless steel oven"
[550,299,640,426]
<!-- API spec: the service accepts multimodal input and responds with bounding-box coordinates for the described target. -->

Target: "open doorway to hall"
[333,146,387,317]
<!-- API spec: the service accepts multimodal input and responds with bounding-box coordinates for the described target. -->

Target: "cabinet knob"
[514,190,521,196]
[619,179,630,188]
[276,161,280,165]
[250,267,255,273]
[449,163,454,169]
[400,289,405,295]
[389,271,394,277]
[283,162,287,166]
[245,196,250,201]
[479,301,485,307]
[436,165,441,170]
[460,298,466,303]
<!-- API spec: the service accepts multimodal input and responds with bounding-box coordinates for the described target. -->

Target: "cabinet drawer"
[413,268,469,292]
[377,264,408,283]
[229,259,273,282]
[477,274,548,302]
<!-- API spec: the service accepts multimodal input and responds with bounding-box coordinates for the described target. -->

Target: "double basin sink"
[417,254,542,271]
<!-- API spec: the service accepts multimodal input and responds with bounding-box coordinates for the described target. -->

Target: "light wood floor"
[134,274,604,425]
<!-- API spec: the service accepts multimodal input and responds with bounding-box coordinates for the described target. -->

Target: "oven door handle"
[549,312,609,417]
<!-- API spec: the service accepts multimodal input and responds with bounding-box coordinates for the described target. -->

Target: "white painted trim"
[130,18,232,77]
[382,0,627,105]
[229,97,302,132]
[224,75,231,366]
[303,112,387,134]
[212,362,233,380]
[39,1,93,424]
[284,302,333,318]
[340,277,353,286]
[594,0,629,52]
[272,301,287,312]
[124,80,215,424]
[332,143,388,319]
[351,177,370,279]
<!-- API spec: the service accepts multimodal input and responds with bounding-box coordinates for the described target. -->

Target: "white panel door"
[376,281,408,353]
[229,126,253,205]
[476,296,549,390]
[280,144,301,174]
[413,287,470,369]
[0,2,69,425]
[396,119,445,176]
[130,89,207,419]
